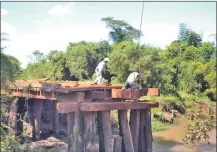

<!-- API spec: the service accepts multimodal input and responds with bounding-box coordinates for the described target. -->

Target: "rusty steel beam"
[56,102,79,113]
[80,102,159,112]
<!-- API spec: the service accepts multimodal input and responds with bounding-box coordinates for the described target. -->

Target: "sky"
[1,1,216,68]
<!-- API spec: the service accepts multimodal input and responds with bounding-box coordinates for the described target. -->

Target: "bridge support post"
[8,98,18,134]
[139,108,153,152]
[118,110,135,152]
[68,92,85,152]
[32,99,43,141]
[130,109,140,152]
[144,108,153,152]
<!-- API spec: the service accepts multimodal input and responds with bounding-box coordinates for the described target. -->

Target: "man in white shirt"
[122,70,142,89]
[93,58,109,85]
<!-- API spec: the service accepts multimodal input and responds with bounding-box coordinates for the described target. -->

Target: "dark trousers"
[122,81,137,89]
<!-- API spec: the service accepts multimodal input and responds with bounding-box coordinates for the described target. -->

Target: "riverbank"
[153,117,216,152]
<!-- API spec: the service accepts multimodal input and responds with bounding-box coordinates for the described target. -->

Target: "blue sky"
[1,2,216,68]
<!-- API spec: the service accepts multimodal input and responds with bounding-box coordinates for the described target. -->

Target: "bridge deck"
[3,80,160,100]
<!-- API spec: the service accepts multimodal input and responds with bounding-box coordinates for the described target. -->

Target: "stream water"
[152,117,216,152]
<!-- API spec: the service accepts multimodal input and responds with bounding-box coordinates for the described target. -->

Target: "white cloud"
[1,21,17,34]
[1,21,18,49]
[4,22,109,68]
[1,8,8,16]
[140,22,179,49]
[48,4,74,16]
[33,20,41,24]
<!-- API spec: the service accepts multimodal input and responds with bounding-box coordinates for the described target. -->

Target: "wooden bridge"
[1,80,160,152]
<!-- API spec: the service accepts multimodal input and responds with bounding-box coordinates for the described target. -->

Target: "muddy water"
[152,117,216,152]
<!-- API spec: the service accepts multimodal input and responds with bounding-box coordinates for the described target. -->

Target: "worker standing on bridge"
[93,58,109,85]
[122,70,142,89]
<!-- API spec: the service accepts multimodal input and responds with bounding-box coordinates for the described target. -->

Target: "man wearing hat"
[93,58,109,85]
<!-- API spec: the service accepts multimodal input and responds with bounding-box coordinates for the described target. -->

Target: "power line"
[138,1,145,47]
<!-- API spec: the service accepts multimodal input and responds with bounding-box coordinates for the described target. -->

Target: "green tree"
[27,50,45,63]
[47,50,71,80]
[102,17,141,43]
[0,33,21,88]
[199,42,215,61]
[1,54,21,88]
[66,41,99,80]
[108,41,141,82]
[187,31,202,47]
[15,61,52,80]
[183,46,200,61]
[1,33,9,51]
[178,23,190,42]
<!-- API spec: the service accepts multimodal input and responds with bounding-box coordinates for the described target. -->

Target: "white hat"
[103,58,109,62]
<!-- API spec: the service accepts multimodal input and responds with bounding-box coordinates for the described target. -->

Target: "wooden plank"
[67,112,74,152]
[112,88,160,99]
[56,92,77,102]
[11,92,56,100]
[141,88,160,96]
[118,110,135,152]
[129,110,140,152]
[91,91,106,99]
[33,99,43,140]
[113,135,122,152]
[56,102,79,113]
[80,102,159,111]
[101,111,114,152]
[112,89,131,99]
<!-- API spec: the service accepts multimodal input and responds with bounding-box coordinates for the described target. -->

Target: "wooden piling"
[84,111,99,150]
[139,108,153,152]
[53,101,60,137]
[71,92,85,152]
[129,109,140,152]
[118,110,135,152]
[33,99,43,140]
[113,135,122,152]
[8,99,18,134]
[144,108,153,152]
[97,112,105,152]
[67,112,74,152]
[101,111,114,152]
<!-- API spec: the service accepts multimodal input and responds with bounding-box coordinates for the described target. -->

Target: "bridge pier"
[4,80,160,152]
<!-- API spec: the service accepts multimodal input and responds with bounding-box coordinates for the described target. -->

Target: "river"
[152,117,216,152]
